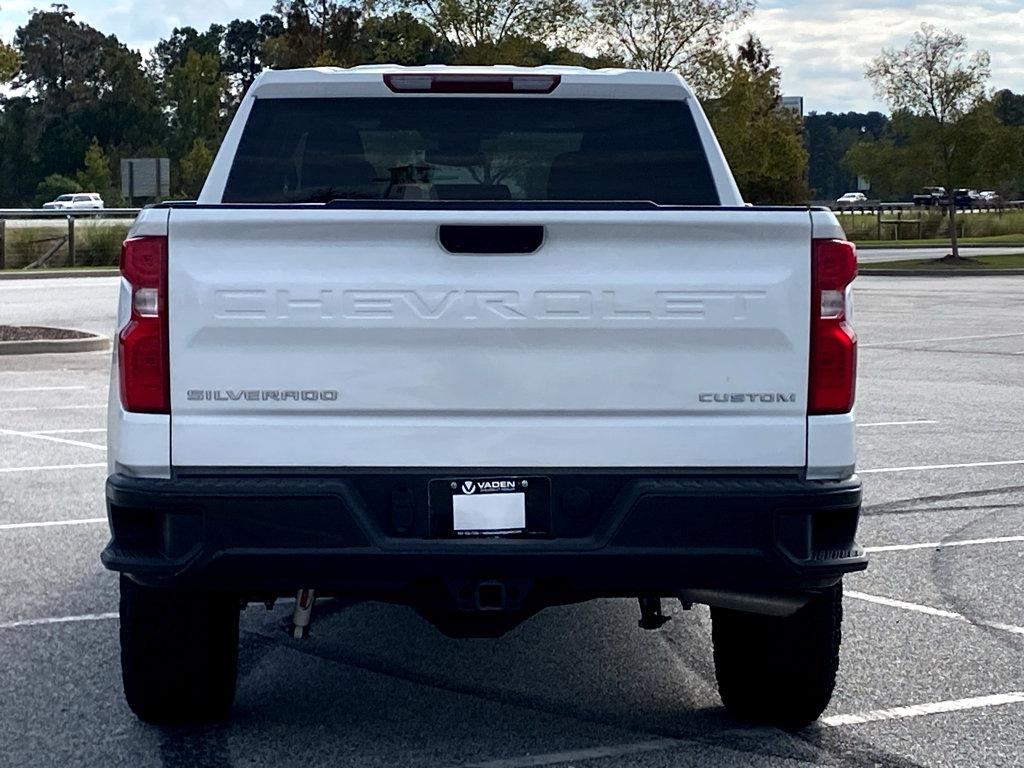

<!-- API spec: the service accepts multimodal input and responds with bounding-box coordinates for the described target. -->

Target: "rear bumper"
[102,471,866,603]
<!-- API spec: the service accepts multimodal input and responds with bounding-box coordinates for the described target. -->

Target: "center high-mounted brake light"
[809,238,858,415]
[119,236,169,413]
[383,73,561,94]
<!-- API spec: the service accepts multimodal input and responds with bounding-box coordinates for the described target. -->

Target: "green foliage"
[993,89,1024,127]
[358,12,453,64]
[804,111,888,199]
[703,36,808,204]
[391,0,585,49]
[34,173,81,206]
[592,0,752,76]
[75,137,113,195]
[178,138,215,198]
[0,40,20,81]
[223,15,283,97]
[261,0,363,68]
[166,50,226,155]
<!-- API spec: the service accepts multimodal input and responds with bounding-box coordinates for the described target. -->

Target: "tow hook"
[290,588,315,639]
[637,596,671,630]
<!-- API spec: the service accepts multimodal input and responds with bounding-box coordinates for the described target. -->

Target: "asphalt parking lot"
[0,274,1022,767]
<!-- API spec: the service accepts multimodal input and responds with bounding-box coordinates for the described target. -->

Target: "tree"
[262,0,363,68]
[864,23,990,259]
[591,0,753,83]
[178,137,214,198]
[166,50,226,157]
[358,12,453,64]
[389,0,585,50]
[14,5,108,115]
[223,15,284,98]
[75,137,112,194]
[703,35,808,204]
[34,173,80,206]
[150,24,225,84]
[804,111,888,199]
[0,40,20,81]
[993,89,1024,127]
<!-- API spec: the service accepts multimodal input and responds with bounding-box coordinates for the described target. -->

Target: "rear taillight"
[809,238,857,415]
[383,73,560,94]
[119,236,169,413]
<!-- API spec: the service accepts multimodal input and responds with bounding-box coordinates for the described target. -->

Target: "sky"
[1,0,1022,113]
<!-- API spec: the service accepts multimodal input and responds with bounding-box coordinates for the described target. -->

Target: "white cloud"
[735,0,1024,112]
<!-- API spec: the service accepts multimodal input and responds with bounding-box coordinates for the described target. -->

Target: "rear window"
[223,97,719,205]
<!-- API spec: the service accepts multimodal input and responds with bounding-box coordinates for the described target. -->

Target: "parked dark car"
[912,186,945,206]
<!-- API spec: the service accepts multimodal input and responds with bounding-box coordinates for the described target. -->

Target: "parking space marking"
[866,535,1024,553]
[27,428,106,435]
[820,692,1024,727]
[846,590,1024,636]
[0,518,106,531]
[0,428,105,450]
[473,738,687,768]
[861,459,1024,474]
[0,404,106,413]
[861,331,1024,348]
[858,420,938,427]
[0,463,105,474]
[0,385,88,393]
[475,692,1024,767]
[0,612,118,631]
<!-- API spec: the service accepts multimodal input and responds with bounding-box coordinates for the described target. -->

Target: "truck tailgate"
[167,207,812,469]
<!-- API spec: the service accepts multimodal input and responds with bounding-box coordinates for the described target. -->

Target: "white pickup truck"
[103,65,865,727]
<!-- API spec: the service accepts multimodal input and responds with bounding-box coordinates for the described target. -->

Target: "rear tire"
[711,582,842,729]
[119,575,240,724]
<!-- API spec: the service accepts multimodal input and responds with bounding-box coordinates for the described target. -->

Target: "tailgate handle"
[439,225,543,255]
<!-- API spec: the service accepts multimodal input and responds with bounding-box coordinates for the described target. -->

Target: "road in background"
[0,274,1022,766]
[858,245,1024,263]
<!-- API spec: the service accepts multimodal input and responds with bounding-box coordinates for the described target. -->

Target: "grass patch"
[837,209,1024,242]
[862,253,1024,270]
[2,222,129,268]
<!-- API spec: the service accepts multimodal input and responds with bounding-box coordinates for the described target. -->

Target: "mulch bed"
[0,325,92,341]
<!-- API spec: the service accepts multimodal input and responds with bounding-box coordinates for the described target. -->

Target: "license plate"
[429,477,548,537]
[453,487,526,534]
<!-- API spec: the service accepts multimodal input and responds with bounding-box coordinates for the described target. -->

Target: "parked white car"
[979,190,1000,203]
[42,192,105,210]
[836,192,867,205]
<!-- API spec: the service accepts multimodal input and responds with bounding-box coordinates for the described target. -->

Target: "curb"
[0,332,111,355]
[0,269,119,280]
[860,268,1024,277]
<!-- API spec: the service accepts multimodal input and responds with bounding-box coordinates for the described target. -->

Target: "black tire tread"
[119,575,240,724]
[711,582,842,729]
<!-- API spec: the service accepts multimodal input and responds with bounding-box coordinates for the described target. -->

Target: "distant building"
[780,96,804,117]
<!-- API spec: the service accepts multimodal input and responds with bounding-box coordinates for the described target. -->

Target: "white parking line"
[0,385,88,393]
[845,590,1024,636]
[0,404,106,413]
[0,463,105,474]
[474,691,1024,767]
[0,428,105,450]
[821,692,1024,727]
[0,612,119,631]
[27,428,106,435]
[0,518,106,531]
[473,739,687,768]
[861,331,1024,348]
[859,420,938,427]
[866,535,1024,553]
[861,459,1024,474]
